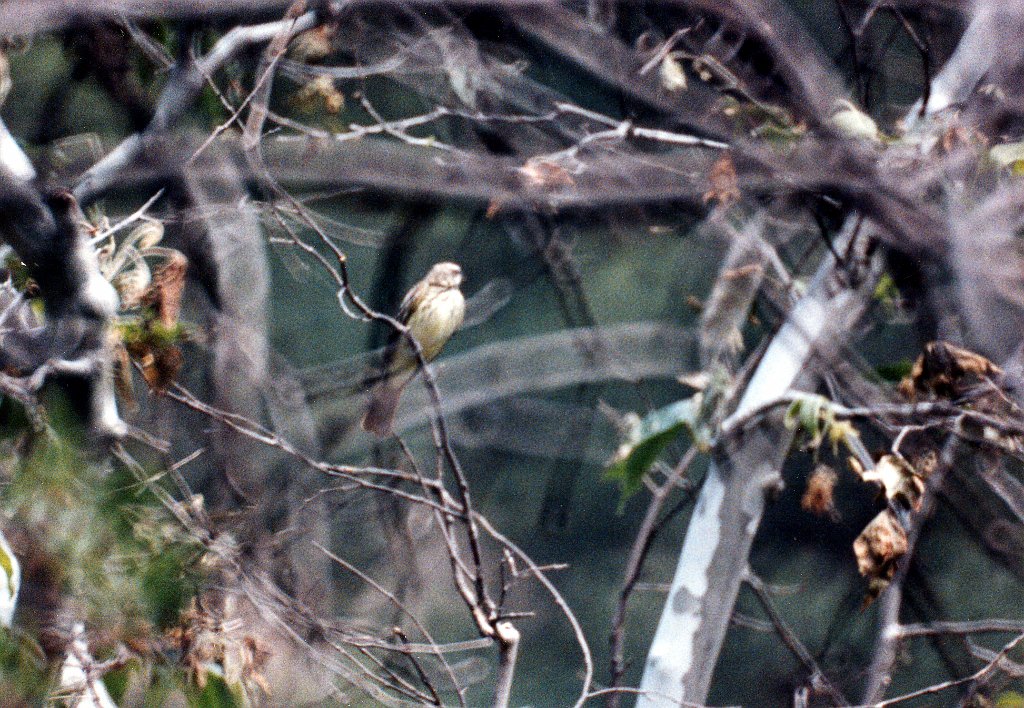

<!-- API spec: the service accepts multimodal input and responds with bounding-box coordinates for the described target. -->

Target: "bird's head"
[426,261,463,289]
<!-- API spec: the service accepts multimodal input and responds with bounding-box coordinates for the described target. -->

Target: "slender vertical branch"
[608,447,697,706]
[493,621,522,708]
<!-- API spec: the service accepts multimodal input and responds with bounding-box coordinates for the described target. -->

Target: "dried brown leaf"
[854,510,908,605]
[146,346,182,395]
[518,158,575,191]
[901,340,1002,400]
[802,464,839,520]
[857,454,925,512]
[127,342,183,395]
[702,153,739,206]
[142,251,188,328]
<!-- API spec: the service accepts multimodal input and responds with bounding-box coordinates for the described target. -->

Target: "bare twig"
[869,632,1024,707]
[608,447,698,705]
[314,542,464,704]
[744,571,847,706]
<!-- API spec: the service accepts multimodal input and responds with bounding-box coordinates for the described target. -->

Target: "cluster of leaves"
[605,375,719,501]
[0,207,217,701]
[849,453,929,604]
[607,335,1014,608]
[784,391,934,605]
[0,417,209,702]
[89,215,191,401]
[783,393,861,460]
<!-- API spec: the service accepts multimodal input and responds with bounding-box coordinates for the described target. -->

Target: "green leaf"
[872,272,900,302]
[784,394,833,450]
[606,395,707,500]
[187,671,246,708]
[876,360,913,382]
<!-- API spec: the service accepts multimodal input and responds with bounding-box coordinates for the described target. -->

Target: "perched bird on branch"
[362,262,465,436]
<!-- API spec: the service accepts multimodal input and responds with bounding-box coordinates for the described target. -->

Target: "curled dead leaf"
[801,465,839,520]
[854,509,907,605]
[703,153,739,207]
[142,251,188,328]
[856,454,925,513]
[900,340,1002,401]
[518,157,575,191]
[144,346,182,395]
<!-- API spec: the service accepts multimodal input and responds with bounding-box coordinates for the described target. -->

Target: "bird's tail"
[361,381,402,437]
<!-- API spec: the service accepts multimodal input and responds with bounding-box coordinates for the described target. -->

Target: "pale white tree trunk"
[637,226,879,706]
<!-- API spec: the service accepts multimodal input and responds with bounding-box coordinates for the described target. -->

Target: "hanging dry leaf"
[802,465,839,520]
[288,22,338,63]
[703,153,739,206]
[854,509,907,605]
[519,158,575,191]
[130,219,164,251]
[899,340,1002,400]
[140,346,182,395]
[899,341,1022,449]
[855,454,925,513]
[112,340,136,412]
[142,251,188,328]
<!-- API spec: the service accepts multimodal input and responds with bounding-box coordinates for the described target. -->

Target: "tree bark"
[638,226,880,706]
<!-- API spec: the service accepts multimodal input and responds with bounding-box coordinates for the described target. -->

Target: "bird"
[361,262,465,436]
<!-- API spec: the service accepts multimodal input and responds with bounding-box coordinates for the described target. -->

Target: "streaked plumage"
[362,262,465,436]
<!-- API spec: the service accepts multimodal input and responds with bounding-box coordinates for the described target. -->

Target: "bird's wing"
[398,279,430,323]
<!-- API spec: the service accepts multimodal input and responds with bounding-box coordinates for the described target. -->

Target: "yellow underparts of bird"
[361,262,466,436]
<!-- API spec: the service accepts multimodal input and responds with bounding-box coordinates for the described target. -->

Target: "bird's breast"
[406,287,466,361]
